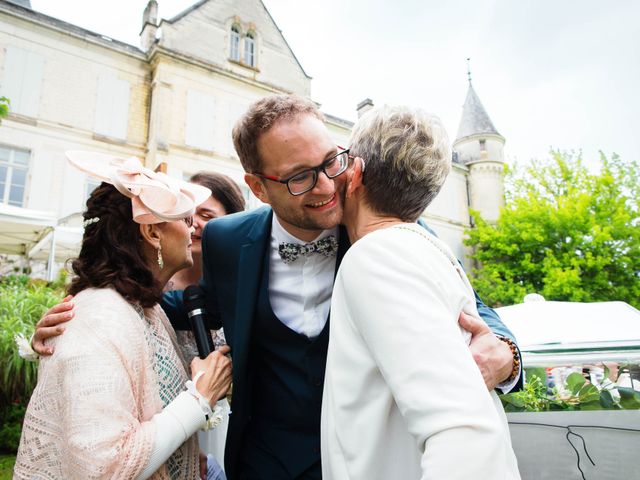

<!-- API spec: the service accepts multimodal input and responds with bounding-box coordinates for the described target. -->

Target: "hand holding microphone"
[190,345,232,405]
[184,285,232,403]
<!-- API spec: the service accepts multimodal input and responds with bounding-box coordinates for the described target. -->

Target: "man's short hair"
[349,105,451,222]
[232,94,324,173]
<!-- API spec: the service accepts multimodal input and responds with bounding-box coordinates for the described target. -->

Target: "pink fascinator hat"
[66,151,211,224]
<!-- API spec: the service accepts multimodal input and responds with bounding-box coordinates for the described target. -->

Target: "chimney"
[140,0,159,52]
[356,98,374,118]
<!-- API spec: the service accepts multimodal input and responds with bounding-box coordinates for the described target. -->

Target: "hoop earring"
[157,244,164,270]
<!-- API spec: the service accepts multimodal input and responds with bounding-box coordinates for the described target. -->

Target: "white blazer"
[321,224,520,480]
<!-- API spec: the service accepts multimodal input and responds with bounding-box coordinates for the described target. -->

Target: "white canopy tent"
[496,300,640,366]
[0,204,82,280]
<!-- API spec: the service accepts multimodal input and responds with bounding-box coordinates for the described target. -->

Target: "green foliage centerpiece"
[500,366,640,412]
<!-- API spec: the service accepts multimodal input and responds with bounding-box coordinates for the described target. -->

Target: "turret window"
[230,25,241,61]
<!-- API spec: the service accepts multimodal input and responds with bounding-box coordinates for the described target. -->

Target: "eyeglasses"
[254,148,353,196]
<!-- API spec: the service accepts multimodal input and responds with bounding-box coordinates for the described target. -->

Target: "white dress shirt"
[268,215,338,338]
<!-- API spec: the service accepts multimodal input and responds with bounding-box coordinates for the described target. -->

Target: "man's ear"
[244,173,270,204]
[139,223,162,250]
[346,157,364,198]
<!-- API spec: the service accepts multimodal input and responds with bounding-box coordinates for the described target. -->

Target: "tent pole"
[47,227,57,281]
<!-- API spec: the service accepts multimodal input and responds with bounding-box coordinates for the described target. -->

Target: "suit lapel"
[232,208,273,379]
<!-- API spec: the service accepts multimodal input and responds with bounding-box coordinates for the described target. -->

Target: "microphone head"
[184,284,206,311]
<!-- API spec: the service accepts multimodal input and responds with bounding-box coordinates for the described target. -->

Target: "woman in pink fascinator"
[14,152,232,480]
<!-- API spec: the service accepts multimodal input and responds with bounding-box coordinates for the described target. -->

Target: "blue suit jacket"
[163,206,521,478]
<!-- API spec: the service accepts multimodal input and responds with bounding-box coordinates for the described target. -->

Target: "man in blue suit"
[163,94,522,479]
[34,94,521,479]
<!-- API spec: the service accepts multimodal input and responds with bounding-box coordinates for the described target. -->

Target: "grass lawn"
[0,454,15,480]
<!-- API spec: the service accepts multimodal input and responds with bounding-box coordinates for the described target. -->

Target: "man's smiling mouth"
[306,195,335,208]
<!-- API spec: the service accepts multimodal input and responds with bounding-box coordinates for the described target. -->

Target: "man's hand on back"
[32,295,75,355]
[458,311,514,390]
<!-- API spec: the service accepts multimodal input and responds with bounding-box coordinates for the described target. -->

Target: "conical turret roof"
[455,83,501,142]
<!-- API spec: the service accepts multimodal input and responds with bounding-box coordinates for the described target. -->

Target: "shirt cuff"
[497,366,521,394]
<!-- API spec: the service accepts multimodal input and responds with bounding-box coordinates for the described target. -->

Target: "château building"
[0,0,505,275]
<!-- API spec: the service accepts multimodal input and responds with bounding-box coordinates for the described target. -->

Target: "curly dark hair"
[68,183,162,308]
[189,171,245,214]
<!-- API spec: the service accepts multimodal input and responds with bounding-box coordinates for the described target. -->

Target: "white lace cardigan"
[14,287,200,479]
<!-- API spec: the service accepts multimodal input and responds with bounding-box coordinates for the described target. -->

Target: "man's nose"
[311,170,335,194]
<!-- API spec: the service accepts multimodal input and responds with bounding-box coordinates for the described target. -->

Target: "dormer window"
[228,20,258,69]
[244,32,255,67]
[230,25,241,61]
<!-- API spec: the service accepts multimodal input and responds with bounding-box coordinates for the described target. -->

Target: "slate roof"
[324,112,354,129]
[7,0,30,8]
[455,83,501,142]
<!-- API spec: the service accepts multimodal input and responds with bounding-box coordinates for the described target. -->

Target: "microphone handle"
[188,310,215,359]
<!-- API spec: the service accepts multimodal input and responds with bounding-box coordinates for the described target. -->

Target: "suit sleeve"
[199,221,223,330]
[161,290,189,331]
[339,236,509,479]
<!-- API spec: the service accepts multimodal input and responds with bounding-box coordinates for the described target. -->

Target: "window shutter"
[185,90,216,151]
[94,73,130,139]
[2,46,44,117]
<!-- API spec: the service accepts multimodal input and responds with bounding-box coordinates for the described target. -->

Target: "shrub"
[0,274,65,453]
[0,404,25,452]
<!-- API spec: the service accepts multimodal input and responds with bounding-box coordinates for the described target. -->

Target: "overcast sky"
[32,0,640,167]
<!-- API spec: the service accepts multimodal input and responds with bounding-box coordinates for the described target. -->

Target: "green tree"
[465,151,640,308]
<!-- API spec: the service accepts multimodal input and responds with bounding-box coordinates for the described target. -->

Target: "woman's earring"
[157,244,164,270]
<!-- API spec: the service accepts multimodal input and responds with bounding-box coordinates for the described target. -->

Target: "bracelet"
[185,371,224,431]
[497,336,521,383]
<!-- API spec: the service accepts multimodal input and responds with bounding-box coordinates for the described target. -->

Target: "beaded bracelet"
[497,336,521,383]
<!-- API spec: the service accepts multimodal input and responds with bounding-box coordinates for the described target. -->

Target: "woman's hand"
[190,345,232,407]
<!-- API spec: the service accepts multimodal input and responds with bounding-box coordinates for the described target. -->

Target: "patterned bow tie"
[278,235,338,264]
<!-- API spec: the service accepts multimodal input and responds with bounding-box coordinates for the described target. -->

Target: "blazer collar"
[232,208,273,379]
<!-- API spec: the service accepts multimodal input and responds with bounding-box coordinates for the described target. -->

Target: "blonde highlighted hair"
[349,105,451,222]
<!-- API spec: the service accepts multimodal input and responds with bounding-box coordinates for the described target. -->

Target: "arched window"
[244,32,255,67]
[230,25,241,61]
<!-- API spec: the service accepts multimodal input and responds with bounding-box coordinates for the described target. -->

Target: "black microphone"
[184,285,215,359]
